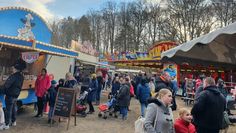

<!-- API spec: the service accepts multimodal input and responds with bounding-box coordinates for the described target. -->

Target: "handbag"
[134,105,159,133]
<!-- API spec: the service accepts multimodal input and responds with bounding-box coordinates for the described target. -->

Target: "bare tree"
[76,16,92,43]
[102,1,118,53]
[146,3,164,45]
[129,0,149,51]
[212,0,236,27]
[87,10,103,51]
[165,0,214,43]
[51,21,61,46]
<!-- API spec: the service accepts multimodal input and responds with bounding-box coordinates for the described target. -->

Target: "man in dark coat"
[155,71,176,110]
[96,73,103,105]
[191,77,226,133]
[155,71,172,92]
[117,77,130,120]
[0,59,26,129]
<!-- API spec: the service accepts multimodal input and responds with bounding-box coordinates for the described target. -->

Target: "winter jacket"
[136,83,151,103]
[155,76,172,92]
[97,76,103,88]
[218,86,228,98]
[144,98,175,133]
[111,81,120,95]
[174,118,196,133]
[117,83,130,107]
[191,85,226,131]
[35,74,51,97]
[64,79,77,88]
[87,79,98,102]
[48,86,57,107]
[1,72,24,98]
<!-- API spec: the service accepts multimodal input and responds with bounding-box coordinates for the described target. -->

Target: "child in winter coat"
[47,80,57,124]
[174,108,196,133]
[0,101,5,130]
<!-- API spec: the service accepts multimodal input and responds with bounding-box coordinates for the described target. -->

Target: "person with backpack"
[144,88,175,133]
[136,78,151,117]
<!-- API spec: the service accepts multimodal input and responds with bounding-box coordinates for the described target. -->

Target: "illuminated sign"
[149,41,177,59]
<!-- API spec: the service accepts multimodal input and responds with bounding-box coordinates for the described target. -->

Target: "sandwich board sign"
[52,87,77,130]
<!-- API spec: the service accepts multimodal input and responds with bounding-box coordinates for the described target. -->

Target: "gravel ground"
[1,91,236,133]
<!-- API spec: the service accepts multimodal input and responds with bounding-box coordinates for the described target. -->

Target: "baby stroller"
[76,86,88,117]
[98,94,119,119]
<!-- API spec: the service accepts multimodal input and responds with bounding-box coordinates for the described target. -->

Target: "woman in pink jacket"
[34,68,51,117]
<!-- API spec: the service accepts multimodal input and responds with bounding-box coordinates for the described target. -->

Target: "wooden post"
[67,117,71,130]
[74,92,77,126]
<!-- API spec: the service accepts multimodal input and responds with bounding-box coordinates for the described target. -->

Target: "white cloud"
[4,0,56,21]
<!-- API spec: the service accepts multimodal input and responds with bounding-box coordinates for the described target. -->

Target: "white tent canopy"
[161,22,236,68]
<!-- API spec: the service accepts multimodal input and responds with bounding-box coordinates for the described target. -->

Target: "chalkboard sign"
[54,87,75,117]
[51,87,78,130]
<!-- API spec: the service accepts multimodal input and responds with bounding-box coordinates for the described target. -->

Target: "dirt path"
[1,91,236,133]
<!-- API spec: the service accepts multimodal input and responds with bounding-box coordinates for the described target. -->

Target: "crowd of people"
[0,58,235,133]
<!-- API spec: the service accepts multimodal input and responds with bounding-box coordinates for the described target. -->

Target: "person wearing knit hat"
[0,58,26,130]
[47,80,57,124]
[13,58,27,71]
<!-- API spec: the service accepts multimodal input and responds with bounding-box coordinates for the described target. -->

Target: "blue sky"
[47,0,135,18]
[0,0,139,21]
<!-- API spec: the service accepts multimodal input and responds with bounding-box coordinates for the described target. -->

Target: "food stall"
[106,41,177,74]
[161,22,236,83]
[71,40,99,83]
[161,22,236,108]
[0,7,79,108]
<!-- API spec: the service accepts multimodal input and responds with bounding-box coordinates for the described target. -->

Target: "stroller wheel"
[98,113,102,117]
[81,113,87,117]
[103,116,107,119]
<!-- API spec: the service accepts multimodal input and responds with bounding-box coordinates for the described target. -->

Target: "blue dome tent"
[0,7,79,108]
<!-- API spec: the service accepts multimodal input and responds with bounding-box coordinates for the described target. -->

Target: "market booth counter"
[161,22,236,109]
[0,7,79,108]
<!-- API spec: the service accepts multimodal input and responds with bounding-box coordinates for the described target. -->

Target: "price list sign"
[52,87,76,130]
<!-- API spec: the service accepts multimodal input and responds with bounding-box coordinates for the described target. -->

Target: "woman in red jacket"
[34,68,51,117]
[174,108,196,133]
